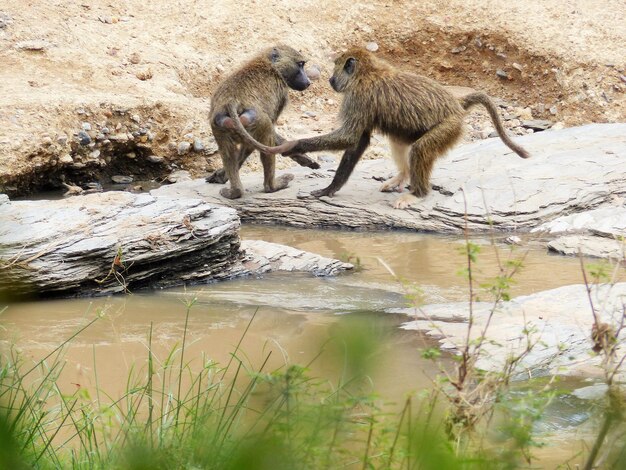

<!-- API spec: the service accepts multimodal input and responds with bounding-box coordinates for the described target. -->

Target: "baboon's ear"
[344,57,356,74]
[270,48,280,63]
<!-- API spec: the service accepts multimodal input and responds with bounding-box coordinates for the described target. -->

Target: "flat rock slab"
[154,123,626,233]
[548,235,625,260]
[0,193,352,298]
[399,283,626,380]
[240,240,353,276]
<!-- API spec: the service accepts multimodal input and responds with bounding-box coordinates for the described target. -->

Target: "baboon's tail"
[461,92,530,159]
[225,103,274,154]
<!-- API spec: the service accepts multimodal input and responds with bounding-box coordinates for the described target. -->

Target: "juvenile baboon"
[271,48,530,208]
[208,45,319,199]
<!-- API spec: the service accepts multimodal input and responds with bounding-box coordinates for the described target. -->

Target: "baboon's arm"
[310,131,371,198]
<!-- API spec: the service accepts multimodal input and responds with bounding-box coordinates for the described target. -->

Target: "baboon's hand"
[268,140,299,155]
[311,186,336,198]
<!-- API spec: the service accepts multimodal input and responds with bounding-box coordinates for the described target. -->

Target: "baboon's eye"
[344,57,356,74]
[270,48,280,62]
[297,61,305,68]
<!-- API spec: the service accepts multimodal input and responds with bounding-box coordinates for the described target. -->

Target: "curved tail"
[223,103,274,153]
[461,92,530,159]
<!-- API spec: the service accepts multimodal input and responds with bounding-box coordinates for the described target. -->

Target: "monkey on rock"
[208,45,319,200]
[270,48,530,209]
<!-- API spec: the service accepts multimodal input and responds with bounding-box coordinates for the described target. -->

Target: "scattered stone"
[167,170,192,183]
[125,152,136,159]
[101,127,110,134]
[521,119,553,131]
[15,39,51,52]
[177,141,191,155]
[89,150,101,159]
[147,155,164,163]
[62,182,84,197]
[129,52,141,64]
[77,130,91,145]
[302,111,317,119]
[549,105,558,115]
[551,121,565,130]
[365,41,379,52]
[59,154,73,164]
[136,69,153,81]
[193,138,204,152]
[305,64,321,80]
[41,136,53,146]
[109,133,128,142]
[504,235,522,245]
[512,62,523,72]
[620,75,626,84]
[496,52,507,60]
[495,69,509,79]
[131,114,141,123]
[572,384,609,401]
[111,175,133,184]
[451,46,466,54]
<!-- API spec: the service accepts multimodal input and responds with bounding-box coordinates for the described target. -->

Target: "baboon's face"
[269,45,311,92]
[329,54,357,93]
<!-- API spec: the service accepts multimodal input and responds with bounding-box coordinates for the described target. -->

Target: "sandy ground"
[0,0,624,195]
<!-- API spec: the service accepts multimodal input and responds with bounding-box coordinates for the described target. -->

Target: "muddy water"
[1,226,622,465]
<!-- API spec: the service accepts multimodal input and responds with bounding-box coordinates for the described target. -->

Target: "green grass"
[1,298,623,469]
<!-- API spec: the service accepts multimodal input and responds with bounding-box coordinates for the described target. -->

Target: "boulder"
[399,283,626,380]
[154,123,626,234]
[0,193,352,298]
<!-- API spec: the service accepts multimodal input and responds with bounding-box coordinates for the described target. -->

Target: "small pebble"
[82,122,92,131]
[365,41,379,52]
[126,152,136,159]
[90,150,101,159]
[112,175,133,184]
[77,130,91,145]
[101,127,110,134]
[193,138,204,152]
[131,114,141,123]
[59,154,73,164]
[57,134,69,145]
[305,64,321,80]
[147,155,164,163]
[177,141,191,155]
[495,69,509,79]
[451,46,466,54]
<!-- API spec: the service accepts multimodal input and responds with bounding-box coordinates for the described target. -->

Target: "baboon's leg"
[252,117,293,193]
[218,140,246,199]
[207,146,253,184]
[274,132,320,169]
[261,152,294,192]
[394,118,463,209]
[311,131,371,198]
[380,139,410,193]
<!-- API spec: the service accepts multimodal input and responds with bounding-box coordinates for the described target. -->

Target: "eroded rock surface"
[154,124,626,234]
[399,283,626,380]
[0,193,352,298]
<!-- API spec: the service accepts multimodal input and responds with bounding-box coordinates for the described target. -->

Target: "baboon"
[208,45,319,199]
[271,48,530,209]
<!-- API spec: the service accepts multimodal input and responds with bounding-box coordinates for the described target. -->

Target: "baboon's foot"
[289,154,320,170]
[219,187,243,199]
[379,175,407,193]
[206,169,228,184]
[310,186,336,198]
[265,173,294,193]
[393,193,419,209]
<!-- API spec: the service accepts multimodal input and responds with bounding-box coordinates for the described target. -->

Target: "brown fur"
[272,48,529,208]
[207,45,318,199]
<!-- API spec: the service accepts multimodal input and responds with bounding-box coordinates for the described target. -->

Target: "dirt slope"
[0,0,624,196]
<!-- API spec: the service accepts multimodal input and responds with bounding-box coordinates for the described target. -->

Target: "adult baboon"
[271,48,529,208]
[208,45,318,199]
